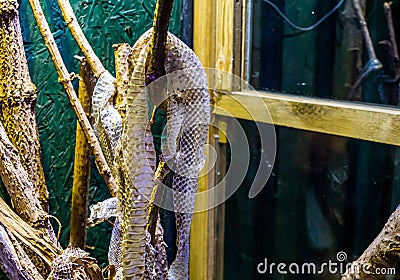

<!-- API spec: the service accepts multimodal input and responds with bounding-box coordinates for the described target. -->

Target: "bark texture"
[69,59,94,249]
[0,112,54,237]
[0,198,61,265]
[0,224,42,280]
[0,0,48,211]
[342,207,400,279]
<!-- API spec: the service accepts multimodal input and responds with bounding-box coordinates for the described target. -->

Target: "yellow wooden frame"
[215,91,400,146]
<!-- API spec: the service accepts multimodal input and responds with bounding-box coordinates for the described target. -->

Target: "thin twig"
[27,0,118,196]
[57,0,105,77]
[147,161,170,246]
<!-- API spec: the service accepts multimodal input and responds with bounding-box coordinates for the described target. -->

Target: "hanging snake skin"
[91,28,210,279]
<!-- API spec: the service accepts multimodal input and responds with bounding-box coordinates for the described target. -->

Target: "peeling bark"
[0,198,60,263]
[7,229,45,280]
[342,207,400,279]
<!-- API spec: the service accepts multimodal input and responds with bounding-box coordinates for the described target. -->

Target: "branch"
[27,0,118,196]
[145,0,175,244]
[147,161,170,246]
[378,2,400,105]
[0,0,48,211]
[352,0,378,61]
[56,0,105,77]
[69,58,94,249]
[0,120,53,233]
[0,198,61,266]
[113,43,131,122]
[341,207,400,279]
[7,230,45,280]
[0,224,42,280]
[383,2,399,63]
[145,0,175,85]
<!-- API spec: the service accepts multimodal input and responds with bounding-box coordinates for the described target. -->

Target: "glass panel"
[222,2,400,279]
[250,0,400,104]
[221,116,400,279]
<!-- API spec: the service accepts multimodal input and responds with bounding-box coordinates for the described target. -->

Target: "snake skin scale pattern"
[91,28,210,279]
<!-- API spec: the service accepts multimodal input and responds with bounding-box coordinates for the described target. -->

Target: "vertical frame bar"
[191,1,216,279]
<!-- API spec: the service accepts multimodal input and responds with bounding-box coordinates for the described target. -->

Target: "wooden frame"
[214,91,400,147]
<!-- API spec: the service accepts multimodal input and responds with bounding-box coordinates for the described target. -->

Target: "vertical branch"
[113,43,131,121]
[0,0,48,211]
[27,0,118,196]
[145,0,175,85]
[339,0,364,100]
[69,59,94,249]
[383,2,399,63]
[352,0,377,60]
[145,0,175,244]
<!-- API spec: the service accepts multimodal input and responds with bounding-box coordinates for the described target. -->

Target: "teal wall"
[17,0,183,268]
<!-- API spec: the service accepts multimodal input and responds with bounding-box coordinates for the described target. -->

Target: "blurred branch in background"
[379,1,400,105]
[348,0,382,99]
[342,5,400,279]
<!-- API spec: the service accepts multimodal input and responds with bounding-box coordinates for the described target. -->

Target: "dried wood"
[27,0,118,196]
[70,59,94,249]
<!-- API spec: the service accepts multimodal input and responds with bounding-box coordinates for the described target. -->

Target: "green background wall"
[16,0,183,268]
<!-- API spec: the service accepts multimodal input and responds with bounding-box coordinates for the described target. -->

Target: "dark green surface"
[15,0,183,271]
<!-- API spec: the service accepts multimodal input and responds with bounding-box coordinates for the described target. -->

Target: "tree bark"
[69,59,94,249]
[0,224,42,280]
[341,207,400,279]
[0,198,61,265]
[114,43,131,122]
[145,0,175,85]
[0,119,56,238]
[0,0,48,211]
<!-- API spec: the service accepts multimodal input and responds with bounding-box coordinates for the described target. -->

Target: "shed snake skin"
[90,28,210,279]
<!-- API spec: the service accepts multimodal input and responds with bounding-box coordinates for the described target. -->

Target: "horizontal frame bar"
[213,91,400,146]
